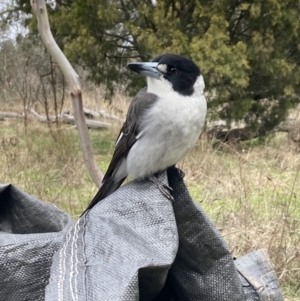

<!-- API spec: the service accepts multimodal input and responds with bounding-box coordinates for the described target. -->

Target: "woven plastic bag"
[0,183,74,301]
[0,168,284,300]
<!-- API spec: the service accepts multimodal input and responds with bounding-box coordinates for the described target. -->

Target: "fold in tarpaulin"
[0,183,74,301]
[0,168,284,301]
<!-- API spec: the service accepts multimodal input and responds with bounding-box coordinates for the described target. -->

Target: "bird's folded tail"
[80,177,126,217]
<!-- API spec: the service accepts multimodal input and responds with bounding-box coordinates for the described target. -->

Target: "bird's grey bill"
[127,62,162,80]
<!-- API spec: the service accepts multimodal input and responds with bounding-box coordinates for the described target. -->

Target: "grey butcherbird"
[82,54,207,215]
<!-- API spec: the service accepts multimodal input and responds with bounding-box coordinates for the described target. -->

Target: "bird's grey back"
[124,87,158,131]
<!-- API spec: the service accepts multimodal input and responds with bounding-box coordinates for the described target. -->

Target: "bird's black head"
[127,54,201,96]
[152,54,200,95]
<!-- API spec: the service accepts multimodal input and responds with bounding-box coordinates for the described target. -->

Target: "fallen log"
[0,110,112,129]
[83,107,124,122]
[206,126,258,143]
[206,118,299,144]
[0,111,39,122]
[61,113,112,129]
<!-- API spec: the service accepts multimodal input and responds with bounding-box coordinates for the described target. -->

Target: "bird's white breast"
[127,75,207,179]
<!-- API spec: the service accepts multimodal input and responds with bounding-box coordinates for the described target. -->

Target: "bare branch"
[30,0,103,187]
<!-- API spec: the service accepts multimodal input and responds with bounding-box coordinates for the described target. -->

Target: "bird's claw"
[177,169,185,179]
[149,175,174,202]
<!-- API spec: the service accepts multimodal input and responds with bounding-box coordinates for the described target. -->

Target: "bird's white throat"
[147,75,205,97]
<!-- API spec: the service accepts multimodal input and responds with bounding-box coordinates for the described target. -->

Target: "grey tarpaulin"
[0,183,74,301]
[0,167,284,300]
[235,249,285,301]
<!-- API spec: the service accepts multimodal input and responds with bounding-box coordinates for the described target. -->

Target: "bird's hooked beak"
[127,62,162,80]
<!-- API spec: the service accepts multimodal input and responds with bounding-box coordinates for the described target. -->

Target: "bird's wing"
[103,87,158,181]
[82,87,158,215]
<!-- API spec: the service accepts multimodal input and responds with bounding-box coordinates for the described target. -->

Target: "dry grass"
[1,94,300,299]
[179,135,300,298]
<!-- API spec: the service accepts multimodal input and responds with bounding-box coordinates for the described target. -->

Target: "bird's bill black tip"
[127,62,162,79]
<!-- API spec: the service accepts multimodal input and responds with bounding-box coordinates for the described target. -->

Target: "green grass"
[0,119,113,216]
[1,118,300,299]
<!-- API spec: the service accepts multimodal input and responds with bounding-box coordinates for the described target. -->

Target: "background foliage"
[8,0,300,134]
[0,36,65,114]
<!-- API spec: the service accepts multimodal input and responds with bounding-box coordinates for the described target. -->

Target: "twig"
[30,0,103,187]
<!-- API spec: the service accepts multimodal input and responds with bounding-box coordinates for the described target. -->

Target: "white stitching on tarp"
[74,220,80,301]
[58,226,73,301]
[82,213,88,301]
[261,270,275,301]
[261,249,274,301]
[70,220,80,301]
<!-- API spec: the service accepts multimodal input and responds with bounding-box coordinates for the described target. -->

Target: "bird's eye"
[169,67,178,75]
